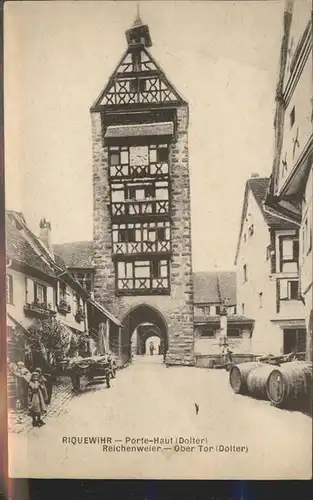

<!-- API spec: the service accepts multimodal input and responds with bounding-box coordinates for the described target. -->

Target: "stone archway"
[136,324,163,355]
[121,304,168,364]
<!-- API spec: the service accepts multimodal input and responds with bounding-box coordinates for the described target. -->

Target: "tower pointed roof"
[132,4,143,28]
[125,5,152,48]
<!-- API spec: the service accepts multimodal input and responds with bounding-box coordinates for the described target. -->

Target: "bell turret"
[125,5,152,48]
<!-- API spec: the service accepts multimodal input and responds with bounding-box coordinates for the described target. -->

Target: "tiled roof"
[53,241,94,269]
[104,122,174,138]
[193,271,236,305]
[6,214,55,277]
[248,177,294,227]
[54,253,67,271]
[234,177,297,264]
[218,271,237,305]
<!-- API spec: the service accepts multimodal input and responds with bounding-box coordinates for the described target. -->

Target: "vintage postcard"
[4,0,312,480]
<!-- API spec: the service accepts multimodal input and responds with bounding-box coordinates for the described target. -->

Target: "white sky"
[4,0,285,271]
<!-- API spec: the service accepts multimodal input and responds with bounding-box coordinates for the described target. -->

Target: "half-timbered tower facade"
[91,13,194,365]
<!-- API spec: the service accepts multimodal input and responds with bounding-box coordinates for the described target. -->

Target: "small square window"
[279,279,299,300]
[289,280,299,299]
[130,79,146,93]
[110,153,120,166]
[157,227,166,241]
[120,150,129,165]
[157,146,169,163]
[129,80,137,93]
[139,80,146,92]
[201,328,215,338]
[227,328,241,338]
[127,228,136,242]
[147,229,156,242]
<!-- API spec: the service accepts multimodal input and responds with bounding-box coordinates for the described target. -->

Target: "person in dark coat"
[28,372,46,427]
[34,367,49,404]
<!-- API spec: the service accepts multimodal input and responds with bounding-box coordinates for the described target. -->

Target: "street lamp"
[219,297,230,365]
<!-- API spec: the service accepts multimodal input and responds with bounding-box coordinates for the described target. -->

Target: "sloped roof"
[234,177,297,264]
[6,214,55,277]
[104,122,174,138]
[248,177,293,227]
[193,271,236,306]
[53,241,94,269]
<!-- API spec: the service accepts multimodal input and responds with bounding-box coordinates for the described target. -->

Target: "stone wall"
[91,105,194,366]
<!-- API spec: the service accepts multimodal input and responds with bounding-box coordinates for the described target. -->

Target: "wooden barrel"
[246,364,275,399]
[267,361,312,409]
[229,362,260,394]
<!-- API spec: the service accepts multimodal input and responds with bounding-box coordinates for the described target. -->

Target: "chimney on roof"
[39,218,53,256]
[250,172,259,178]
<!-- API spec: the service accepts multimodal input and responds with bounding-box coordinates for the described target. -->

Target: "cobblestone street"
[8,377,73,434]
[9,356,312,479]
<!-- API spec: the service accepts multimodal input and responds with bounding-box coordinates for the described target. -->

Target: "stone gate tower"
[91,12,194,365]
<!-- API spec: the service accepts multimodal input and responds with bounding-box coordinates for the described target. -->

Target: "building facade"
[264,0,312,360]
[235,176,306,356]
[193,271,255,367]
[6,211,120,382]
[53,241,95,297]
[91,13,194,365]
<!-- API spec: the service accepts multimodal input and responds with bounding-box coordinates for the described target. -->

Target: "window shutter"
[276,280,281,313]
[293,240,299,260]
[47,287,54,308]
[25,278,34,304]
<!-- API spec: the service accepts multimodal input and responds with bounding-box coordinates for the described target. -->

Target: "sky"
[4,0,286,271]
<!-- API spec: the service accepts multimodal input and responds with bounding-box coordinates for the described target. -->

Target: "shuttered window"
[46,287,54,308]
[279,236,299,272]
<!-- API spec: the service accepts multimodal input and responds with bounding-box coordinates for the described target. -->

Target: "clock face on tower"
[130,146,149,166]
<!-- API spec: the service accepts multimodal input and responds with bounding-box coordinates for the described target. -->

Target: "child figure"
[28,372,46,427]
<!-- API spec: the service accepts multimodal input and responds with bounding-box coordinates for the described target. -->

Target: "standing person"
[28,372,46,427]
[149,342,154,356]
[15,361,31,409]
[43,371,54,405]
[34,368,49,404]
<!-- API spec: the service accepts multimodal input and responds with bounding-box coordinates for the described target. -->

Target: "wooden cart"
[66,355,113,391]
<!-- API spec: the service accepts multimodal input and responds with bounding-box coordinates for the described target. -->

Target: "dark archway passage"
[121,304,168,364]
[137,325,162,355]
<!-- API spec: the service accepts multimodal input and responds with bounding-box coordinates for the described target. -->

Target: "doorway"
[283,328,306,354]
